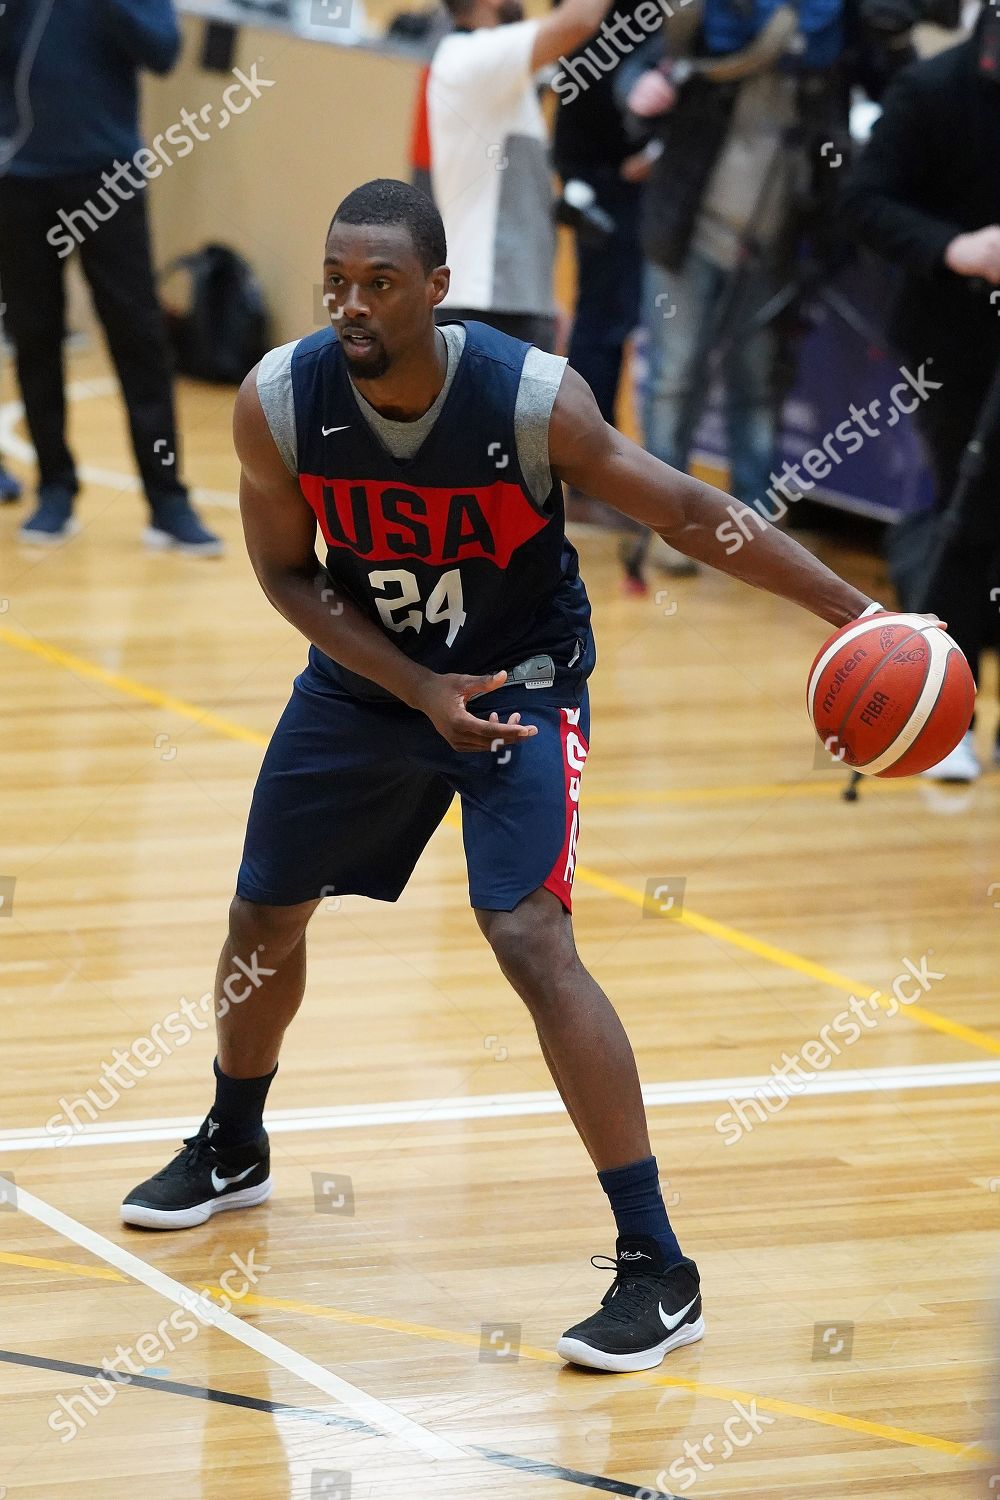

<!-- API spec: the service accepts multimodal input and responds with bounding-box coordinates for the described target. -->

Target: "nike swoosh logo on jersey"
[322,424,350,436]
[659,1294,698,1333]
[211,1163,257,1193]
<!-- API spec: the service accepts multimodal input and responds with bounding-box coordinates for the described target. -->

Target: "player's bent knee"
[481,906,578,1004]
[227,894,316,961]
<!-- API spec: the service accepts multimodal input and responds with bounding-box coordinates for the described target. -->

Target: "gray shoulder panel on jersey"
[256,340,299,476]
[514,346,568,508]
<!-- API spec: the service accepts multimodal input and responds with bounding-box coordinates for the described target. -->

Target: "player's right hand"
[415,671,539,752]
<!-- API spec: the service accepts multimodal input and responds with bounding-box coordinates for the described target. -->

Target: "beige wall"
[141,15,421,344]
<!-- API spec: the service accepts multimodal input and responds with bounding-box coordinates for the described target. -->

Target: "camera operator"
[842,3,1000,781]
[614,0,918,585]
[620,1,832,547]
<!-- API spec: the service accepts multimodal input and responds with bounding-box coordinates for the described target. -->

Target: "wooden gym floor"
[1,342,998,1499]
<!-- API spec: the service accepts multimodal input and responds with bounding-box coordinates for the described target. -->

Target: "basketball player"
[122,179,881,1373]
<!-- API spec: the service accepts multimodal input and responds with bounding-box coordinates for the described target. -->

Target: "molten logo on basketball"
[820,648,867,715]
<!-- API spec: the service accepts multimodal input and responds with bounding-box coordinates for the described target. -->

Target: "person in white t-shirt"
[428,0,613,351]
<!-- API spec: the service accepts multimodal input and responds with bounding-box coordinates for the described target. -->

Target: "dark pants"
[564,167,643,426]
[436,306,556,354]
[0,172,186,509]
[914,351,1000,686]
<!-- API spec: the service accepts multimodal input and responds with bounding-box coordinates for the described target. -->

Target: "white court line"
[3,1060,998,1154]
[0,385,239,509]
[0,1173,465,1462]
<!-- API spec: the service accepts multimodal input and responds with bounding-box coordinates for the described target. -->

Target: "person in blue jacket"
[0,0,222,552]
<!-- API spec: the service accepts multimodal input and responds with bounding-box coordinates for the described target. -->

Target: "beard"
[350,345,390,379]
[340,335,390,380]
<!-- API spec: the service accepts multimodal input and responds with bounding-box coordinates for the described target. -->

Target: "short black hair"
[329,179,446,275]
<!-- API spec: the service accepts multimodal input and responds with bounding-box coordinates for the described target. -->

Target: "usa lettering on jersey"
[299,476,548,569]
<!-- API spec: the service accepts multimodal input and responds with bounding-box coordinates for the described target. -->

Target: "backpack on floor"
[161,244,270,385]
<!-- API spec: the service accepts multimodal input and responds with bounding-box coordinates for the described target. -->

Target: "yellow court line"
[235,1291,988,1460]
[582,867,1000,1059]
[3,625,998,1060]
[232,1290,988,1461]
[0,1248,123,1280]
[584,780,913,806]
[0,627,906,802]
[0,627,267,748]
[0,1251,988,1463]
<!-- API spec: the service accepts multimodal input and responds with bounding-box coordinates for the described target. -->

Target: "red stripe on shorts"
[543,707,589,913]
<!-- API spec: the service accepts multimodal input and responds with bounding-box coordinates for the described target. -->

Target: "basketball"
[808,612,976,778]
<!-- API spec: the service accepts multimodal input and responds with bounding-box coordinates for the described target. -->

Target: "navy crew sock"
[207,1057,277,1148]
[598,1155,683,1267]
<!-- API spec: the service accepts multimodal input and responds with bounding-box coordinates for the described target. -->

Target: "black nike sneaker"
[121,1117,271,1229]
[557,1236,704,1372]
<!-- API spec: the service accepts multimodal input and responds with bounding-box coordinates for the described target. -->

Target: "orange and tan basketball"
[808,612,975,777]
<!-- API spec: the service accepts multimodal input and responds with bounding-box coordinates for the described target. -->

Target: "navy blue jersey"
[288,320,593,699]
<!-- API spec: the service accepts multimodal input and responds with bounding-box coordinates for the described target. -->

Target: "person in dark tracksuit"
[0,0,221,552]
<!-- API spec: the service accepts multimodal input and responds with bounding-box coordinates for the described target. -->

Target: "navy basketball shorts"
[236,662,591,913]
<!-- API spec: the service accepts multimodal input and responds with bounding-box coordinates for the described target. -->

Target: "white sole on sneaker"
[19,517,81,547]
[920,760,980,784]
[142,525,224,558]
[121,1175,272,1230]
[556,1314,705,1372]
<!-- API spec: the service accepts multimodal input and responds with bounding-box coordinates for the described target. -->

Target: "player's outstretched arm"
[530,0,616,71]
[233,372,535,750]
[548,367,875,628]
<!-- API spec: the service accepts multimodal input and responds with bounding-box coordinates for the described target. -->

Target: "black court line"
[0,1348,683,1498]
[0,1348,377,1436]
[472,1445,682,1497]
